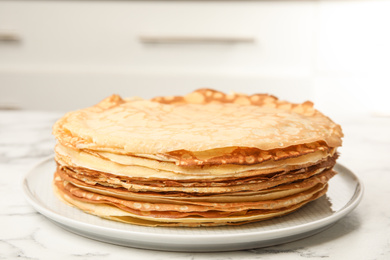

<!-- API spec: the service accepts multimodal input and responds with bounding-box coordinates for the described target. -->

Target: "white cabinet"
[0,1,316,110]
[0,1,315,75]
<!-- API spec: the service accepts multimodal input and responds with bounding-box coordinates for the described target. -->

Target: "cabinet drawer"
[0,1,315,76]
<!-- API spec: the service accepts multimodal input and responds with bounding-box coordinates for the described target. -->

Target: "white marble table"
[1,110,389,260]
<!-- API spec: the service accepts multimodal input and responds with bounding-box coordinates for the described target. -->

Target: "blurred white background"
[1,0,390,121]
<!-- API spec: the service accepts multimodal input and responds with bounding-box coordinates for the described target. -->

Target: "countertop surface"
[1,110,389,260]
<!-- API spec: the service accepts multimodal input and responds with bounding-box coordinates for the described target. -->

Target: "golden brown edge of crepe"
[53,176,329,226]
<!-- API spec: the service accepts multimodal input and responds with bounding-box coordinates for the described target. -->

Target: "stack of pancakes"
[52,89,343,227]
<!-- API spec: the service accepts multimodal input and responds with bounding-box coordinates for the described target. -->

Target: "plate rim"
[22,156,364,243]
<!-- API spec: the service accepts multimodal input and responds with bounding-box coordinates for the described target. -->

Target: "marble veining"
[1,110,390,260]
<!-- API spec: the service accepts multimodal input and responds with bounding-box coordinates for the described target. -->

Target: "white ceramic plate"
[22,157,363,252]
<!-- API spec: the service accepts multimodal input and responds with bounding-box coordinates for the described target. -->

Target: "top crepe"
[53,89,343,154]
